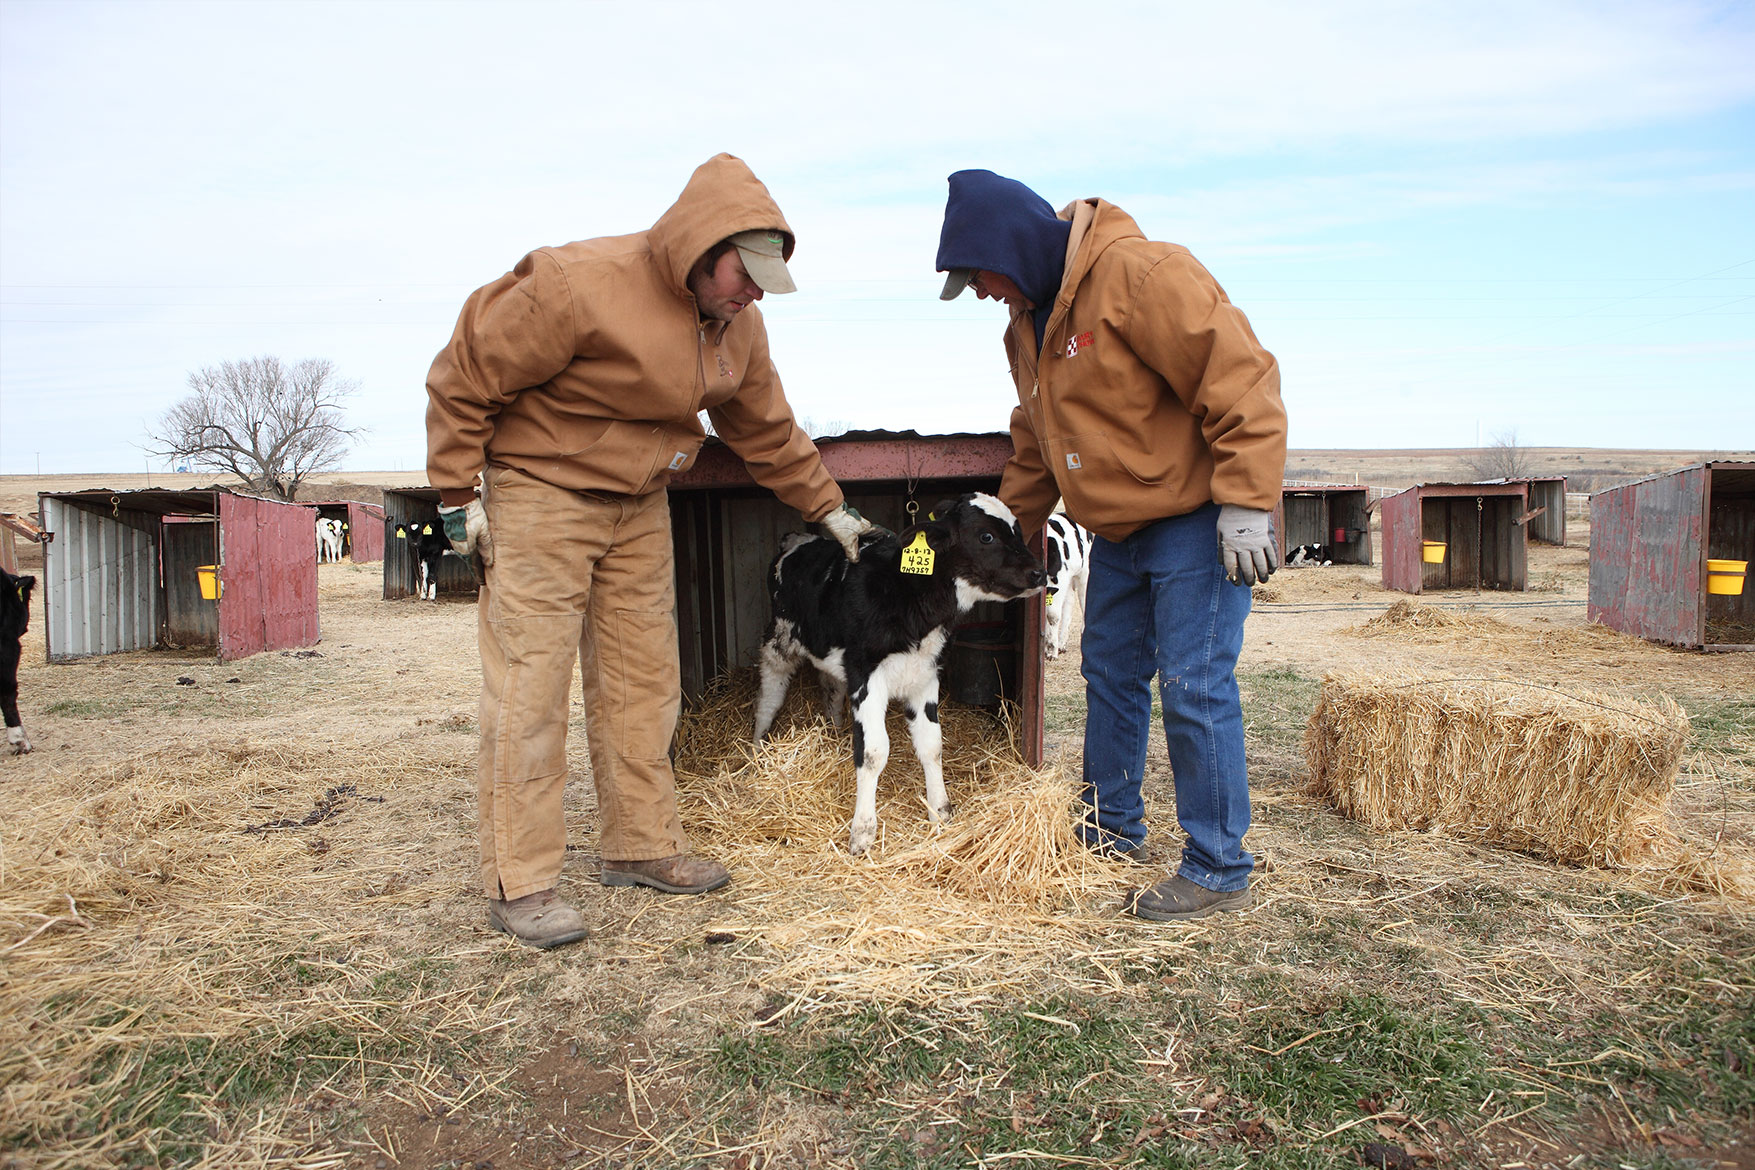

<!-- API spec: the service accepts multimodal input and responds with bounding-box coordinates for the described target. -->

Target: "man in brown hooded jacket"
[427,154,870,948]
[937,169,1285,923]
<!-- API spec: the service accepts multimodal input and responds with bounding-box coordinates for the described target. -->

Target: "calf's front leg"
[905,687,951,825]
[847,680,888,855]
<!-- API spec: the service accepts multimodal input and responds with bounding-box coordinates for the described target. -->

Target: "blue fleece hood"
[936,170,1070,344]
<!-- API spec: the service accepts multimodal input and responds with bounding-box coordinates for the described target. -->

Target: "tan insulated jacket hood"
[425,154,839,520]
[997,199,1287,542]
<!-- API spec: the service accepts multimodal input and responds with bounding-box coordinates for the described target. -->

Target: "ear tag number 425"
[900,532,936,576]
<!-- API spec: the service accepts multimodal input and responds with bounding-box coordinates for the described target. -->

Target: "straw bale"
[1305,670,1689,869]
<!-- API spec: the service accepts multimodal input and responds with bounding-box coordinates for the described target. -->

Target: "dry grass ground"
[3,506,1752,1169]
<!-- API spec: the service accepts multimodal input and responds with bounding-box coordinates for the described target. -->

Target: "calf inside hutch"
[1277,487,1372,567]
[668,476,1041,760]
[379,488,479,601]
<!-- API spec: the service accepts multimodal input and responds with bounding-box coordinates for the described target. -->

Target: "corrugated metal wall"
[40,496,163,661]
[217,493,319,660]
[1525,478,1567,545]
[347,502,386,562]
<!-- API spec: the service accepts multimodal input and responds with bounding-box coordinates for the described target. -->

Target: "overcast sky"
[2,0,1751,476]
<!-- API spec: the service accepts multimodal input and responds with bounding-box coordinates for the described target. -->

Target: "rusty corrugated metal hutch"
[668,430,1047,766]
[36,487,319,662]
[1379,480,1530,594]
[1272,483,1373,566]
[310,500,387,563]
[380,487,479,601]
[1589,461,1754,651]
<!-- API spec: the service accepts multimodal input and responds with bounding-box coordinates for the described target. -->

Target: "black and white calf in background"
[316,517,345,564]
[2,569,36,754]
[752,492,1045,855]
[1042,513,1091,661]
[1287,543,1332,567]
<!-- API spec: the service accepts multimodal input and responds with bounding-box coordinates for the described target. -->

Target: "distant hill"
[4,448,1750,522]
[1278,447,1753,494]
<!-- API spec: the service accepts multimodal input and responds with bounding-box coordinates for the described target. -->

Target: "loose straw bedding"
[670,674,1148,1001]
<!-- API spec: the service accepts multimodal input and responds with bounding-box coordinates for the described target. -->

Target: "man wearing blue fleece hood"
[937,169,1286,922]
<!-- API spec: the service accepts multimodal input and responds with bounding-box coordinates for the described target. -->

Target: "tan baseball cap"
[939,267,976,300]
[728,229,797,294]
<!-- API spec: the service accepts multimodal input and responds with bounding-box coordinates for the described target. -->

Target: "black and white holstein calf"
[1042,513,1091,661]
[398,521,457,601]
[3,569,36,754]
[752,493,1045,855]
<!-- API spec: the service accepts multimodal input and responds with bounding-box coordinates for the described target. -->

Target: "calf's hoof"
[6,729,28,755]
[848,820,877,856]
[927,802,955,825]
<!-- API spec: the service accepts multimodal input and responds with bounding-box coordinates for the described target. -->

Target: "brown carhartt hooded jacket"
[997,199,1286,542]
[425,154,843,521]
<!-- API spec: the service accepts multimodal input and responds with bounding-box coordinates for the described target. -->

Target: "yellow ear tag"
[900,531,936,576]
[422,524,433,536]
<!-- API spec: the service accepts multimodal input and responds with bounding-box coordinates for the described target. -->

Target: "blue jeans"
[1079,505,1254,892]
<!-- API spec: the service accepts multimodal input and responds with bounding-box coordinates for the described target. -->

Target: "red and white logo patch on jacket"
[1065,331,1094,358]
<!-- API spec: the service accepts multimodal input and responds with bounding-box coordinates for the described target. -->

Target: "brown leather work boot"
[486,889,590,949]
[600,853,731,895]
[1124,875,1251,922]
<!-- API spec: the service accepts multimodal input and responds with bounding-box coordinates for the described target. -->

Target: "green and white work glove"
[1217,503,1277,586]
[818,503,875,562]
[438,498,494,566]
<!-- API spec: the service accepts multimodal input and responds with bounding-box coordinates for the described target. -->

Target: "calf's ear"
[896,517,951,552]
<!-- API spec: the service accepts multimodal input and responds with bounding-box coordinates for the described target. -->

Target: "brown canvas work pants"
[475,466,688,901]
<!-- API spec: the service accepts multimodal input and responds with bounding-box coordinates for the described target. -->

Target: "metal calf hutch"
[1379,480,1531,594]
[1273,484,1373,566]
[667,430,1048,766]
[1589,461,1754,651]
[309,500,388,563]
[36,487,319,662]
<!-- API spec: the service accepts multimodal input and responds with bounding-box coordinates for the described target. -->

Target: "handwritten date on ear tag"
[900,531,936,576]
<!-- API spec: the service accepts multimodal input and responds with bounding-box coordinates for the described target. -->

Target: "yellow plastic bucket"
[1707,558,1747,596]
[1421,541,1446,565]
[197,565,221,600]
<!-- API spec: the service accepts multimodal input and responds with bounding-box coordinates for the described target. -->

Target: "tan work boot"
[486,889,590,949]
[1123,874,1251,922]
[600,853,730,895]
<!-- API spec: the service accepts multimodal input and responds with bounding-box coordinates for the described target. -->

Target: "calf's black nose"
[1028,568,1046,587]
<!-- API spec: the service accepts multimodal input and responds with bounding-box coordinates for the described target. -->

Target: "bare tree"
[1461,429,1533,481]
[147,357,364,500]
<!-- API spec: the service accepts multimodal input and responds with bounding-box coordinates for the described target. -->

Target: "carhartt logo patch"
[668,452,689,471]
[1065,330,1094,358]
[1065,453,1082,470]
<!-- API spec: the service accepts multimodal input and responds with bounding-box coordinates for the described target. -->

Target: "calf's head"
[2,571,35,639]
[902,493,1044,607]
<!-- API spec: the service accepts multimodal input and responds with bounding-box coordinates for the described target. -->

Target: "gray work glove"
[1217,504,1277,586]
[817,503,875,562]
[438,498,494,566]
